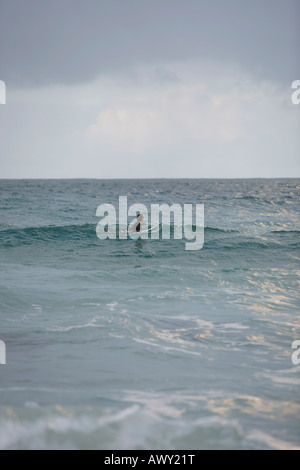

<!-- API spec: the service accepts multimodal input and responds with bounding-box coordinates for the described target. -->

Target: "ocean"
[0,178,299,450]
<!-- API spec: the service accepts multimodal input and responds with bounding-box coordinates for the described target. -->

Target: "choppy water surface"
[0,179,299,449]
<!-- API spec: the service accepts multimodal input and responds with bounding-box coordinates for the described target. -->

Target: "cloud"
[1,61,299,178]
[83,63,298,155]
[0,0,299,86]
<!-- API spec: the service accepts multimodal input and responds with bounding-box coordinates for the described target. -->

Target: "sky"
[0,0,299,178]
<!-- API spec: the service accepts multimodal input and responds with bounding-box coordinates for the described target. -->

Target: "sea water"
[0,179,299,450]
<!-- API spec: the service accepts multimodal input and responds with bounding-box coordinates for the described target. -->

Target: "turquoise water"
[0,179,299,450]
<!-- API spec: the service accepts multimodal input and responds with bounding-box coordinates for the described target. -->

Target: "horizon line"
[0,177,299,181]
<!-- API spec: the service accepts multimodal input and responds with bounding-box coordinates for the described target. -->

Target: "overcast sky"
[0,0,299,178]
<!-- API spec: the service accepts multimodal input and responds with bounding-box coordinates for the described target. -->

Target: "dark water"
[0,179,299,449]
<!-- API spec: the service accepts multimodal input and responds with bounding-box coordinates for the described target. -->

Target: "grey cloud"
[0,0,299,87]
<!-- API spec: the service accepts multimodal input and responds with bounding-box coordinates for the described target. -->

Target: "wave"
[0,222,236,235]
[205,226,239,233]
[0,223,96,245]
[0,403,298,450]
[0,223,298,251]
[235,196,274,203]
[271,230,300,234]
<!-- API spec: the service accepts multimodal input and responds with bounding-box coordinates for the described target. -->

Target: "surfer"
[135,212,144,232]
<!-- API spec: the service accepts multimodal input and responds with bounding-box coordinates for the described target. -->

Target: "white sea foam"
[1,402,297,450]
[133,337,202,357]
